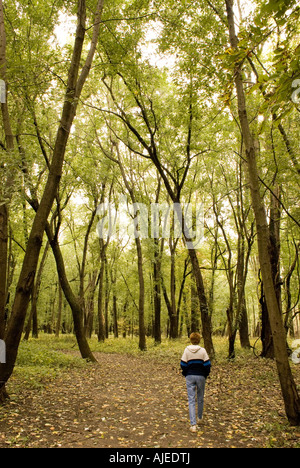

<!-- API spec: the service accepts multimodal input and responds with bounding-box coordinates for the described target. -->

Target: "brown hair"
[190,332,201,345]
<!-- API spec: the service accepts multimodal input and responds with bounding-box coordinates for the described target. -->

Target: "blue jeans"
[186,375,206,426]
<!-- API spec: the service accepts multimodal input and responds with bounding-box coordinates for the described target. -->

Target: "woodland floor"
[0,348,300,449]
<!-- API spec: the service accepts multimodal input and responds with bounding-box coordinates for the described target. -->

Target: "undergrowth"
[10,333,298,391]
[2,333,299,448]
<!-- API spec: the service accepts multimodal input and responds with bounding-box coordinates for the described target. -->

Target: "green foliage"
[13,336,86,390]
[14,334,255,378]
[1,0,299,384]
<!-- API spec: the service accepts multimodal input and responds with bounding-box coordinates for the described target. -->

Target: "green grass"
[9,333,287,391]
[12,335,86,391]
[15,332,258,369]
[92,334,259,363]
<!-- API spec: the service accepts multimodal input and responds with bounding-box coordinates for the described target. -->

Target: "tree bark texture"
[0,0,15,341]
[46,223,96,362]
[225,0,300,425]
[114,147,147,351]
[0,0,104,398]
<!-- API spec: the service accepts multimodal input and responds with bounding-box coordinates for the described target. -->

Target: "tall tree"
[112,144,147,351]
[0,0,104,402]
[96,69,215,357]
[225,0,300,426]
[0,0,14,341]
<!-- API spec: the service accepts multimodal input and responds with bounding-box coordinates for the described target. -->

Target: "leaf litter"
[0,352,299,448]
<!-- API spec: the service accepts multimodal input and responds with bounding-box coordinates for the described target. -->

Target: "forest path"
[0,352,299,448]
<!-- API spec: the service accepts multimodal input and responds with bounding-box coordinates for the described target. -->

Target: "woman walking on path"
[180,333,211,432]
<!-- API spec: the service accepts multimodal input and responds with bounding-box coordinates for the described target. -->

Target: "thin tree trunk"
[0,0,14,341]
[169,239,178,339]
[24,241,50,340]
[284,242,299,333]
[104,258,110,339]
[153,180,162,344]
[237,235,251,349]
[190,277,199,333]
[56,283,63,338]
[135,235,146,350]
[79,205,97,311]
[97,240,107,342]
[225,0,300,425]
[260,278,274,358]
[269,185,282,312]
[153,237,162,344]
[261,187,282,358]
[0,205,8,339]
[114,147,146,351]
[180,207,214,357]
[46,222,96,361]
[85,271,97,338]
[112,292,118,339]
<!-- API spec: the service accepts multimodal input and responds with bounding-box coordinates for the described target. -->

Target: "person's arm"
[202,349,211,378]
[180,349,188,376]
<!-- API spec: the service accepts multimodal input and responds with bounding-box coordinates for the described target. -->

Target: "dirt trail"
[0,353,299,448]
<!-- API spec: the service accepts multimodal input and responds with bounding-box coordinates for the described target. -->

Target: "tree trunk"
[97,240,107,342]
[179,203,214,356]
[0,0,103,400]
[79,205,97,313]
[24,241,49,340]
[269,185,282,313]
[225,0,300,426]
[0,205,8,340]
[260,278,274,358]
[104,259,110,339]
[153,238,162,344]
[46,222,96,361]
[135,236,146,350]
[169,239,178,339]
[237,235,251,349]
[186,246,214,357]
[284,242,299,333]
[114,147,146,351]
[112,293,118,339]
[261,186,282,358]
[0,0,14,341]
[239,296,250,348]
[56,283,63,338]
[85,271,97,338]
[190,278,199,333]
[165,203,215,356]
